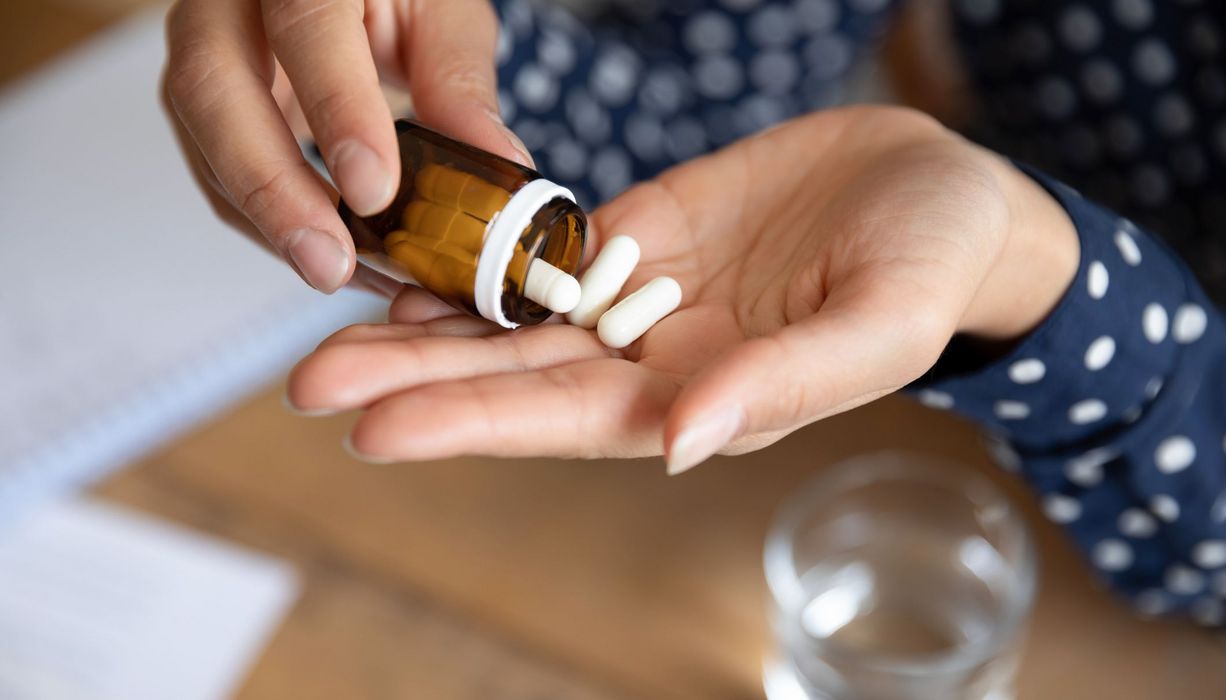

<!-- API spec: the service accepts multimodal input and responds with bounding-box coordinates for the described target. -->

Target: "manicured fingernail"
[342,434,396,465]
[488,110,534,168]
[286,228,349,293]
[332,139,395,215]
[281,392,340,417]
[666,406,744,476]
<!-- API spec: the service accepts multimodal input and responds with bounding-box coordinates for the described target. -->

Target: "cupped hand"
[161,0,531,297]
[287,107,1079,472]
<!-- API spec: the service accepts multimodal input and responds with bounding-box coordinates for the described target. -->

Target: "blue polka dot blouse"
[486,0,1226,622]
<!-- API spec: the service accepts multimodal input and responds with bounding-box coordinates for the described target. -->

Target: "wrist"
[958,152,1081,341]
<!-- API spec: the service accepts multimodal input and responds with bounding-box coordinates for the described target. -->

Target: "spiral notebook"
[0,8,382,522]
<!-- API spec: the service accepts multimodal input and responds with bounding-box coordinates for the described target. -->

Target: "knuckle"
[432,60,494,101]
[165,37,225,112]
[165,3,226,106]
[304,85,360,137]
[263,0,362,40]
[235,161,311,224]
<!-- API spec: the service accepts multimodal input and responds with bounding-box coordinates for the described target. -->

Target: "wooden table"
[8,2,1226,697]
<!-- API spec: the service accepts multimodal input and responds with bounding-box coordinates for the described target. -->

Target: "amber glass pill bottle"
[339,120,587,328]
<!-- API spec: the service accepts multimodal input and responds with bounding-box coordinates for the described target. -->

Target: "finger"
[161,67,258,241]
[289,323,610,413]
[262,0,399,216]
[402,0,534,167]
[317,317,503,348]
[346,359,678,462]
[388,286,468,324]
[172,62,385,294]
[171,60,396,298]
[165,0,354,293]
[271,59,311,137]
[663,267,955,475]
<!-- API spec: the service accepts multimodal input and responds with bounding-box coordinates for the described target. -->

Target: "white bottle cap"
[474,178,577,329]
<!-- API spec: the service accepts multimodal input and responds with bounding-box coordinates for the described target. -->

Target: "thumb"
[663,270,956,475]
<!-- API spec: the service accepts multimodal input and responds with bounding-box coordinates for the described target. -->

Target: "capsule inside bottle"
[338,120,586,328]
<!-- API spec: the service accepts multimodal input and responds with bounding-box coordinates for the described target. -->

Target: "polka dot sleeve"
[491,0,898,208]
[912,164,1226,624]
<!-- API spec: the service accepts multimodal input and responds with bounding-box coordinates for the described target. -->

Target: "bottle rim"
[475,178,577,328]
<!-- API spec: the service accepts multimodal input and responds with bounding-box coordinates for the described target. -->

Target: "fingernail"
[281,392,340,417]
[488,110,534,168]
[286,228,349,293]
[342,434,396,465]
[666,406,744,476]
[331,140,395,215]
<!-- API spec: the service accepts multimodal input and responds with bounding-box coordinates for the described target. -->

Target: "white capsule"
[566,235,642,329]
[597,276,682,349]
[524,258,581,314]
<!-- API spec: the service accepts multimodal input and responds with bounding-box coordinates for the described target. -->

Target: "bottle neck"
[474,179,576,328]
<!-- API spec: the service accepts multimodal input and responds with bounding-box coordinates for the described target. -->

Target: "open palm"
[289,107,1048,470]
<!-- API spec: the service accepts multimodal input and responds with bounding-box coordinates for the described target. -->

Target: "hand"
[286,107,1079,472]
[161,0,530,297]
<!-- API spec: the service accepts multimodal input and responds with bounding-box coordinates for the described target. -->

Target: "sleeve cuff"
[909,163,1197,453]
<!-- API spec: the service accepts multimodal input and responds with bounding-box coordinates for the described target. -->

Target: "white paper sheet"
[0,497,298,700]
[0,8,382,520]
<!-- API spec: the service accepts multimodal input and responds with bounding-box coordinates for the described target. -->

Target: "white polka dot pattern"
[1165,565,1205,595]
[995,400,1030,420]
[1087,260,1110,298]
[1142,303,1168,343]
[1150,495,1180,522]
[918,390,954,410]
[1115,230,1143,265]
[1133,39,1176,86]
[1067,449,1115,486]
[1172,304,1207,343]
[1112,0,1153,30]
[1084,336,1116,370]
[1094,539,1134,571]
[1144,377,1164,400]
[1082,60,1123,103]
[1154,435,1196,473]
[1119,508,1158,537]
[985,438,1022,472]
[485,0,1226,623]
[1070,399,1109,424]
[1008,359,1046,384]
[1044,494,1083,523]
[1059,6,1102,52]
[1192,540,1226,569]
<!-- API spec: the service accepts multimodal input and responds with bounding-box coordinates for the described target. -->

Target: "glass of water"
[763,452,1036,700]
